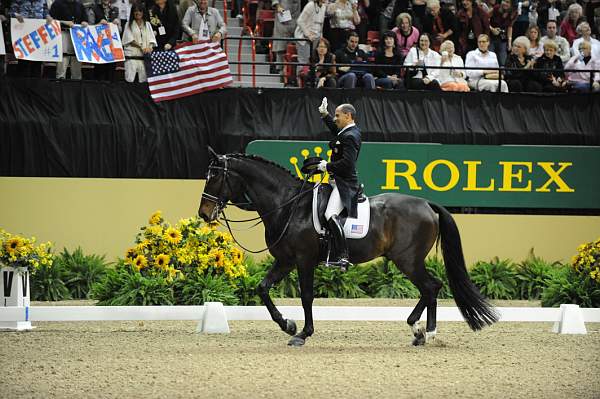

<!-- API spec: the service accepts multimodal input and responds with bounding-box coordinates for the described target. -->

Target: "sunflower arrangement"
[0,229,53,271]
[122,211,247,283]
[572,238,600,283]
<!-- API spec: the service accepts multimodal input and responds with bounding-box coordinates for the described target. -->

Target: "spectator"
[356,0,370,43]
[335,31,376,88]
[123,3,157,82]
[564,40,600,92]
[489,0,517,65]
[271,0,302,74]
[327,0,361,52]
[50,0,88,80]
[541,19,570,62]
[0,10,6,77]
[392,12,420,58]
[9,0,52,77]
[533,39,567,91]
[457,0,490,56]
[295,0,327,75]
[306,37,337,88]
[465,33,509,91]
[412,0,428,30]
[421,0,457,52]
[537,0,561,34]
[527,24,544,57]
[505,35,536,91]
[559,3,583,45]
[403,33,441,90]
[585,0,600,36]
[149,0,180,51]
[571,21,600,59]
[116,0,133,27]
[373,30,404,88]
[377,0,410,37]
[480,0,497,16]
[91,0,120,81]
[430,39,469,91]
[512,0,530,37]
[182,0,226,43]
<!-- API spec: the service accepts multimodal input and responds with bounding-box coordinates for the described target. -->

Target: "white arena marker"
[197,302,230,334]
[0,268,33,331]
[552,304,587,335]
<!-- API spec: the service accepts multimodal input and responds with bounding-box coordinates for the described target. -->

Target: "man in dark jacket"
[335,31,375,88]
[317,97,361,270]
[50,0,88,79]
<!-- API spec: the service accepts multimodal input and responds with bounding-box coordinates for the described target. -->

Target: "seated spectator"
[392,13,420,58]
[295,0,327,75]
[457,0,490,56]
[421,0,457,53]
[327,0,361,52]
[91,0,120,81]
[373,31,404,89]
[489,0,517,66]
[50,0,88,80]
[123,3,157,82]
[335,31,375,88]
[541,20,570,63]
[571,22,600,59]
[505,35,537,91]
[564,41,600,92]
[559,3,584,46]
[149,0,180,51]
[527,24,544,58]
[271,0,302,74]
[412,0,428,30]
[465,33,509,92]
[377,0,410,38]
[182,0,226,44]
[9,0,52,78]
[403,33,441,90]
[533,39,567,91]
[430,40,469,91]
[305,38,337,88]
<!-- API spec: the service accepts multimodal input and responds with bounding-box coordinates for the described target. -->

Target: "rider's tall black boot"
[326,215,352,271]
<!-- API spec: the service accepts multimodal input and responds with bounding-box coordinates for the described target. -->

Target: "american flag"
[146,41,232,102]
[351,224,363,234]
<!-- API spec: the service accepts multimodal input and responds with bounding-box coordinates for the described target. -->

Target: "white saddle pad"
[312,185,370,239]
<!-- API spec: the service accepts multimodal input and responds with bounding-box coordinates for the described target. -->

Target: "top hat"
[300,157,325,174]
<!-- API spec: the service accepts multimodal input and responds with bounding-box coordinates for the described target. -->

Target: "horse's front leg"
[258,260,297,336]
[288,264,315,347]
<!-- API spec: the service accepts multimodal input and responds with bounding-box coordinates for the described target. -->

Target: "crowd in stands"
[1,0,599,92]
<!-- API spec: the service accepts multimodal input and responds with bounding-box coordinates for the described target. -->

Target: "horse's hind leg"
[388,253,442,346]
[258,259,297,336]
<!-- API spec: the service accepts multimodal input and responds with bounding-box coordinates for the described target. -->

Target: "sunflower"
[232,248,243,264]
[133,255,148,271]
[213,250,225,267]
[149,210,163,225]
[155,254,170,270]
[164,227,182,245]
[5,237,24,256]
[125,248,137,262]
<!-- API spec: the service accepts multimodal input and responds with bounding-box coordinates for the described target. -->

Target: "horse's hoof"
[287,336,305,347]
[412,331,426,346]
[284,319,297,336]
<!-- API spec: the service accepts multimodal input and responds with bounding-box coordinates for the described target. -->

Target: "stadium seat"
[367,31,380,47]
[283,42,298,86]
[255,9,275,38]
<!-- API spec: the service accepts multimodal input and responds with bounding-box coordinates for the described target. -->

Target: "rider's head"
[334,104,356,129]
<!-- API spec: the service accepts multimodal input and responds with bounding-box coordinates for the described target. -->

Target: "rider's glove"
[318,97,328,116]
[317,160,328,172]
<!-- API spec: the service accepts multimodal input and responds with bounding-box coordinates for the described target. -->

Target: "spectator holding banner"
[50,0,88,80]
[9,0,53,77]
[91,0,120,81]
[181,0,227,44]
[149,0,180,50]
[123,2,156,82]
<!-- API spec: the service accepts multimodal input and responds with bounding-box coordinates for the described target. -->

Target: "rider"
[317,97,362,270]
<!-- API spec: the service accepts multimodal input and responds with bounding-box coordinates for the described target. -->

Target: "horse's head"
[198,147,255,222]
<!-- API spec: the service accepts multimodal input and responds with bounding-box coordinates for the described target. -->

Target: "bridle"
[200,155,319,253]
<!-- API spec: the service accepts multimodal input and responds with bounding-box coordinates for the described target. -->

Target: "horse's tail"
[428,202,499,330]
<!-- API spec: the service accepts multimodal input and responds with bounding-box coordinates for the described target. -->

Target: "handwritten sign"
[70,23,124,64]
[10,18,62,62]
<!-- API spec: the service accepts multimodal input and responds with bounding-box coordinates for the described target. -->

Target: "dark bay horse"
[198,151,498,346]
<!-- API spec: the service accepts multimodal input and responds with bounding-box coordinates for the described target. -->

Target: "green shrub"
[176,273,238,305]
[470,257,518,300]
[30,261,71,301]
[425,255,453,299]
[93,267,175,305]
[314,265,368,298]
[515,249,564,300]
[56,247,108,299]
[272,270,300,298]
[90,265,129,304]
[364,258,419,299]
[541,267,600,307]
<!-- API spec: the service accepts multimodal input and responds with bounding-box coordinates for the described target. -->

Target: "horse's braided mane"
[227,153,303,183]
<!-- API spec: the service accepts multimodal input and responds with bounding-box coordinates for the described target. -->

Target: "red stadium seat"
[367,31,380,46]
[255,9,275,37]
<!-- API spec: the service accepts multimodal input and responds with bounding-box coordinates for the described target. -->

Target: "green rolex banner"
[246,141,600,210]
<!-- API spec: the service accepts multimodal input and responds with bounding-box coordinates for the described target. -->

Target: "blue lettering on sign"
[46,23,56,40]
[53,44,59,58]
[30,30,41,49]
[72,25,116,62]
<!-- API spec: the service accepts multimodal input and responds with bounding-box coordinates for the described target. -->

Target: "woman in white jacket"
[431,40,469,91]
[403,33,441,90]
[123,3,157,83]
[465,34,508,92]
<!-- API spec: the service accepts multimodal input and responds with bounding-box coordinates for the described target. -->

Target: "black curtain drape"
[1,78,599,178]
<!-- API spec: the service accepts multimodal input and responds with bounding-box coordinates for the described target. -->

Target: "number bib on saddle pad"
[312,184,370,239]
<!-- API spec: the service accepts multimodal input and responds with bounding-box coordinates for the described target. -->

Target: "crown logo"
[290,146,332,183]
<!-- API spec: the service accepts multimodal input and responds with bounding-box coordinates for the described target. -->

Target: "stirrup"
[325,258,352,272]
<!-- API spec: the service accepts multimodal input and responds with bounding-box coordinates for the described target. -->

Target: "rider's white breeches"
[325,181,344,220]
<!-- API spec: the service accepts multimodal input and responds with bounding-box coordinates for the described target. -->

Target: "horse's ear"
[207,146,219,161]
